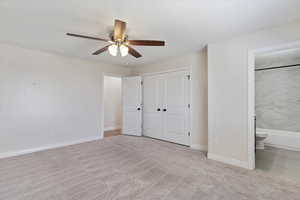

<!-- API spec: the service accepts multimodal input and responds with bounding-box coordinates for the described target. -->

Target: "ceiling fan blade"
[128,40,165,46]
[92,45,110,55]
[114,20,126,41]
[66,33,109,42]
[126,45,142,58]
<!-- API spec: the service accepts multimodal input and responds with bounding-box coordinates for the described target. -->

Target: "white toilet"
[256,129,268,150]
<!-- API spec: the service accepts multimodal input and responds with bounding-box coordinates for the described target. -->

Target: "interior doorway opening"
[103,75,122,138]
[248,41,300,181]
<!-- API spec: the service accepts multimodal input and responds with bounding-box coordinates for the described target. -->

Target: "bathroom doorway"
[249,42,300,181]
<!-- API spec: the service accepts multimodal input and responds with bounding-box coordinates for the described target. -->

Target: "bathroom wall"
[255,49,300,132]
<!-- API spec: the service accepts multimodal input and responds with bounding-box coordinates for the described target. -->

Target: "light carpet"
[0,135,299,200]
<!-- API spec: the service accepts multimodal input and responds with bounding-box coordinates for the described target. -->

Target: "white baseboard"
[208,153,249,169]
[104,126,121,131]
[0,136,102,160]
[258,128,300,151]
[190,144,208,151]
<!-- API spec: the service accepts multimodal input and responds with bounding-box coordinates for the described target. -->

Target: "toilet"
[256,129,268,150]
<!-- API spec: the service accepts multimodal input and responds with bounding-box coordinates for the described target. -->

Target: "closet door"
[162,70,190,145]
[143,75,163,139]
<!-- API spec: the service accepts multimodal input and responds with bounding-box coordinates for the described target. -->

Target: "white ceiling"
[1,0,300,66]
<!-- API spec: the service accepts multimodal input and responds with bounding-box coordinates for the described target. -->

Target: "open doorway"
[248,42,300,181]
[103,75,122,138]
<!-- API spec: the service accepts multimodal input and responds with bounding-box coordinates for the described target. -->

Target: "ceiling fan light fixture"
[66,19,165,58]
[120,45,129,57]
[108,44,118,56]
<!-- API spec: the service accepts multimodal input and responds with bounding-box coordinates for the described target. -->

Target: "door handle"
[137,108,141,111]
[157,108,161,111]
[163,109,167,112]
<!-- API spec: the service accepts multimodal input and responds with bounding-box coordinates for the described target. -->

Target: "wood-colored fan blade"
[66,33,109,42]
[128,40,165,46]
[92,45,110,55]
[127,45,142,58]
[114,20,126,41]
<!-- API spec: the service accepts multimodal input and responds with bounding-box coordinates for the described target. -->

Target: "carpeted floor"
[0,136,299,200]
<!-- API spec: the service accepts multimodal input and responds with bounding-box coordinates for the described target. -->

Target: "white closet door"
[142,75,164,139]
[162,70,190,145]
[122,76,142,136]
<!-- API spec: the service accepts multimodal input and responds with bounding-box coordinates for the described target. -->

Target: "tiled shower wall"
[255,65,300,132]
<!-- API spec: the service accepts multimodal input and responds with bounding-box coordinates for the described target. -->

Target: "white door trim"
[142,67,192,147]
[247,40,300,170]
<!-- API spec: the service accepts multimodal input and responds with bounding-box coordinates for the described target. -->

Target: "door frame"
[101,72,126,139]
[247,40,300,170]
[141,67,192,146]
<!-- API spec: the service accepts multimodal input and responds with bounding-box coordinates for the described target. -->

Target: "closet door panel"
[162,71,190,145]
[143,75,163,139]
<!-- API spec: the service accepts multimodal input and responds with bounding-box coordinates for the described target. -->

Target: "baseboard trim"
[208,153,249,169]
[190,144,208,151]
[0,136,102,159]
[104,126,121,131]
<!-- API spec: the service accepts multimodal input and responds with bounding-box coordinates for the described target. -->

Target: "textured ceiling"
[1,0,300,66]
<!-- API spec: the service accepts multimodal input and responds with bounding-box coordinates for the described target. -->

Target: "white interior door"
[162,70,190,145]
[143,75,164,139]
[142,70,190,146]
[122,76,142,136]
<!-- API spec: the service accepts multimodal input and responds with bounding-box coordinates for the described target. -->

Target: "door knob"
[137,108,141,111]
[157,108,161,111]
[163,109,167,112]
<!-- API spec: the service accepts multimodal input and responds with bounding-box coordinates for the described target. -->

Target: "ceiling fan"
[66,19,165,58]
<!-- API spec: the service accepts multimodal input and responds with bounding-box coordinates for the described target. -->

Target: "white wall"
[104,76,122,131]
[0,43,132,158]
[132,49,208,150]
[208,20,300,168]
